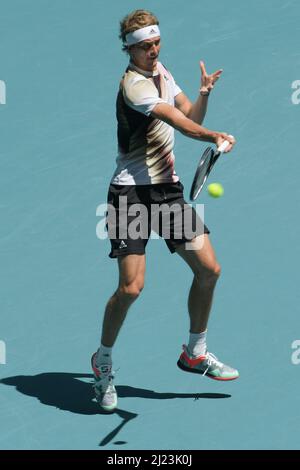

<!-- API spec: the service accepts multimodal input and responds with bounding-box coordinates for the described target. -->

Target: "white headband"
[125,25,160,46]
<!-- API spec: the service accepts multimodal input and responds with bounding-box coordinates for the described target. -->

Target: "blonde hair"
[119,9,159,51]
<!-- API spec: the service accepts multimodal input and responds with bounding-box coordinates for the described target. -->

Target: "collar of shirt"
[128,61,159,78]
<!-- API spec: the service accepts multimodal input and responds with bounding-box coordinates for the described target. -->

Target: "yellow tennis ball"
[207,183,224,198]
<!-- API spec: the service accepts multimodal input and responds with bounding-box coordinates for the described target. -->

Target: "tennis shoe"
[91,352,118,412]
[177,345,239,381]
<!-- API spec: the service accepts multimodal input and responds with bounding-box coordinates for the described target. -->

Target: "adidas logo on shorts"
[119,240,127,249]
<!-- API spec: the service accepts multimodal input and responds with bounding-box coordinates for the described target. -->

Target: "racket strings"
[191,148,214,200]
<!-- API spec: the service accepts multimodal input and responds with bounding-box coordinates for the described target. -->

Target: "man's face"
[129,37,161,71]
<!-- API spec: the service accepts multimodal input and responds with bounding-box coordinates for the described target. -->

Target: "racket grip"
[217,140,231,153]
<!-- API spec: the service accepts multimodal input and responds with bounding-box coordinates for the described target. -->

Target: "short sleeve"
[170,75,182,97]
[159,63,182,98]
[123,78,166,116]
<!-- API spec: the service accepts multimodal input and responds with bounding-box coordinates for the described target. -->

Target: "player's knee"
[195,262,221,285]
[206,263,221,284]
[212,263,221,278]
[118,280,144,301]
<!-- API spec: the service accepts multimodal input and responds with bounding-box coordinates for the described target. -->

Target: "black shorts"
[106,181,210,258]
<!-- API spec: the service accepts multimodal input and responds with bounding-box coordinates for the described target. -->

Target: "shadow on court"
[0,373,231,446]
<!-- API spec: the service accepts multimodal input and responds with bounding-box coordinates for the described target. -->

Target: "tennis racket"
[189,139,232,201]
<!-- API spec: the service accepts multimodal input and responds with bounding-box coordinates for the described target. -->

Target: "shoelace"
[96,365,120,394]
[94,373,116,393]
[202,352,223,376]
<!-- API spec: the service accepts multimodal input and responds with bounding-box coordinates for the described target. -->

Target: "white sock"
[188,330,207,357]
[96,344,112,366]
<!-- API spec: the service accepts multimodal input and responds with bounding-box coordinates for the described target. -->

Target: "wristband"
[200,89,210,96]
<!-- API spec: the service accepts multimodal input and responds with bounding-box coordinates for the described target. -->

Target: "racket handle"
[217,140,231,153]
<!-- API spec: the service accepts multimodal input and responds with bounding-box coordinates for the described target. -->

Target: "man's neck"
[129,61,159,77]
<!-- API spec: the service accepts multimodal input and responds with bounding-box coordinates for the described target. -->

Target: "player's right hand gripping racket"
[189,139,232,201]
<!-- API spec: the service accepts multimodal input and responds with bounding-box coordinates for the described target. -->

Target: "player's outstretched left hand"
[199,61,223,94]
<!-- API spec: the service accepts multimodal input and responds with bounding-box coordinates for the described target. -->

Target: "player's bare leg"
[176,234,239,380]
[91,254,145,411]
[176,234,220,333]
[101,254,146,347]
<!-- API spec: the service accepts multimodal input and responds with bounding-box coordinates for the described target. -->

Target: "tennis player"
[92,10,239,412]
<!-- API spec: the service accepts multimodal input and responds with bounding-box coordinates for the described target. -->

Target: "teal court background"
[1,0,300,450]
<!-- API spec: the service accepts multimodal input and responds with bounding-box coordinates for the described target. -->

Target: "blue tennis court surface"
[1,0,300,450]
